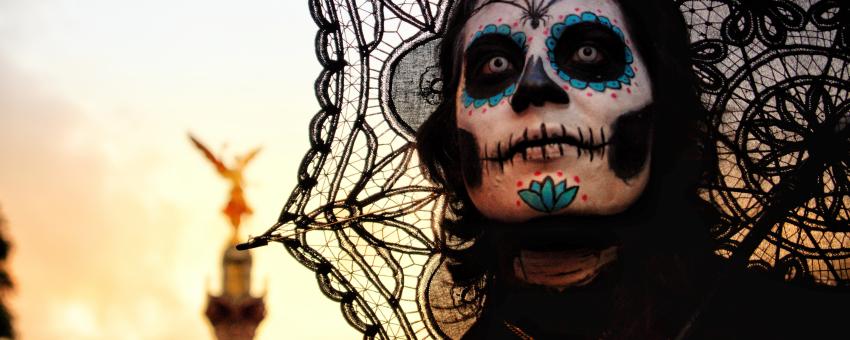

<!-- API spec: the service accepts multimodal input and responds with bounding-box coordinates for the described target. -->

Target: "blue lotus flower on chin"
[518,176,579,213]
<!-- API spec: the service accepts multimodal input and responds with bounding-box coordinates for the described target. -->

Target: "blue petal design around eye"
[581,12,598,22]
[473,98,487,108]
[463,92,474,107]
[539,15,635,93]
[546,37,557,50]
[551,23,565,39]
[512,32,526,47]
[504,84,516,96]
[613,26,624,39]
[489,93,503,106]
[483,24,497,34]
[473,31,482,41]
[570,79,588,89]
[497,24,511,35]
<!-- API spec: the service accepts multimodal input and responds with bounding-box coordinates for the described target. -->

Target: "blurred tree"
[0,205,13,338]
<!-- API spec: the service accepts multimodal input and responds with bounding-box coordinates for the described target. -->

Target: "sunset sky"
[0,0,358,338]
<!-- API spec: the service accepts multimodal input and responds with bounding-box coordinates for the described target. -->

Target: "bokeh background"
[0,0,358,338]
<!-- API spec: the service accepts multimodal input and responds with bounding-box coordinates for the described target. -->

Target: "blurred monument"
[190,135,265,340]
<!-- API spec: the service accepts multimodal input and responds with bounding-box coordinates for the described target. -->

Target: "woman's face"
[455,0,654,222]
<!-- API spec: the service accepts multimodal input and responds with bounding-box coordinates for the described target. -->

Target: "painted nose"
[510,57,570,114]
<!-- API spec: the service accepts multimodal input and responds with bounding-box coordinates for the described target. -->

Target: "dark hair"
[417,1,715,338]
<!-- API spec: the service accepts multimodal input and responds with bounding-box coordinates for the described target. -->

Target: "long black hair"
[417,1,717,338]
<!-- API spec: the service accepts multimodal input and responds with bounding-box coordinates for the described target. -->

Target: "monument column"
[191,134,266,340]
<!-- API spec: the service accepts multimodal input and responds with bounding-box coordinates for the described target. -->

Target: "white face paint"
[456,0,654,222]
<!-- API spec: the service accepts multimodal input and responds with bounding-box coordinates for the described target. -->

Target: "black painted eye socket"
[464,34,525,99]
[553,23,626,82]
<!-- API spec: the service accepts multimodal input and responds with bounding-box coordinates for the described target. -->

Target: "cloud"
[0,57,213,339]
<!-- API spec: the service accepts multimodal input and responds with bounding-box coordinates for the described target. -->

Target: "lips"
[481,123,609,169]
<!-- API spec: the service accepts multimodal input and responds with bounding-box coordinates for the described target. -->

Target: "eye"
[572,45,603,64]
[551,23,627,82]
[483,56,512,74]
[463,34,525,99]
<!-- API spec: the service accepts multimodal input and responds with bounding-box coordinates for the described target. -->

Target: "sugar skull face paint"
[461,24,527,109]
[456,0,654,222]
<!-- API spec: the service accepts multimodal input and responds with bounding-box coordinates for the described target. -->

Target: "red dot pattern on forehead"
[611,93,618,99]
[534,170,542,176]
[516,180,523,187]
[573,176,581,183]
[627,88,632,94]
[586,92,593,97]
[516,200,522,207]
[581,194,588,202]
[557,171,563,177]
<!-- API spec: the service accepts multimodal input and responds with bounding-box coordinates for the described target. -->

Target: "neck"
[512,246,618,291]
[486,247,622,339]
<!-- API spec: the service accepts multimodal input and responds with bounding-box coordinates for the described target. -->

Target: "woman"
[417,0,716,338]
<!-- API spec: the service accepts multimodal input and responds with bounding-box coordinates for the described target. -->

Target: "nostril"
[510,57,570,114]
[512,89,531,113]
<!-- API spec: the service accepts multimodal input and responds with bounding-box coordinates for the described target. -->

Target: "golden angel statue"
[189,134,261,231]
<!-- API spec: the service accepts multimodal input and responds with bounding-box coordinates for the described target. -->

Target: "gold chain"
[503,321,534,340]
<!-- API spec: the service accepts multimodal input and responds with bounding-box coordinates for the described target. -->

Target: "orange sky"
[0,0,358,338]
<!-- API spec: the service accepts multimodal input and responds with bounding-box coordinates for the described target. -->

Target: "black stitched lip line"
[481,123,609,170]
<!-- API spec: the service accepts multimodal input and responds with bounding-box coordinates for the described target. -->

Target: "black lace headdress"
[237,0,850,338]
